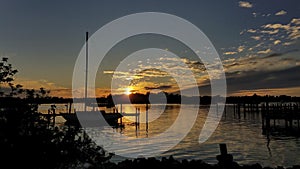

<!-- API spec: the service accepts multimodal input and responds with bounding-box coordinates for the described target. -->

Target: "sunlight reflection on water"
[39,104,300,167]
[107,104,300,167]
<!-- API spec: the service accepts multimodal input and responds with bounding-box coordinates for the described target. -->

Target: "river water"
[39,103,300,168]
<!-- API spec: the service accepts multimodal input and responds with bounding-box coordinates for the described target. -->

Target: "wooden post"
[266,115,270,131]
[216,144,233,167]
[266,103,270,133]
[233,104,236,117]
[238,103,241,119]
[119,104,123,126]
[138,108,140,126]
[135,108,138,125]
[135,108,138,135]
[297,104,300,130]
[146,104,149,131]
[220,144,227,155]
[261,104,265,134]
[68,102,72,114]
[289,105,293,129]
[243,103,246,119]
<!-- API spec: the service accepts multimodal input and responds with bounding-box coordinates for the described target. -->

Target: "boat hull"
[60,111,123,127]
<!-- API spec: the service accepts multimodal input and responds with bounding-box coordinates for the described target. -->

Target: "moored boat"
[60,110,123,127]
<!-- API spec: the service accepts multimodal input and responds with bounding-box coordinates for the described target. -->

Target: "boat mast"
[85,32,88,112]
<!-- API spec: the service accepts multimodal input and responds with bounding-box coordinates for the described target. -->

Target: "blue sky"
[0,0,300,97]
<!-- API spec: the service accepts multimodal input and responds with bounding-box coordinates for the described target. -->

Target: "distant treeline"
[3,93,300,105]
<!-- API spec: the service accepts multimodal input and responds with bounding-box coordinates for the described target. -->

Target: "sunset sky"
[1,0,300,97]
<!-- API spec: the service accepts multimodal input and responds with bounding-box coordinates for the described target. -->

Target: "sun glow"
[125,87,132,95]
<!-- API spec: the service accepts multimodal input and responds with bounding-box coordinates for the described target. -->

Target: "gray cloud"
[181,66,300,96]
[144,85,173,90]
[225,66,300,93]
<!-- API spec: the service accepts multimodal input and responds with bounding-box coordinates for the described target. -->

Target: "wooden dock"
[41,103,124,127]
[261,103,300,134]
[230,102,300,135]
[40,103,145,128]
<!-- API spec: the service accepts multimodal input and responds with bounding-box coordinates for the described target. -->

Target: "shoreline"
[100,155,300,169]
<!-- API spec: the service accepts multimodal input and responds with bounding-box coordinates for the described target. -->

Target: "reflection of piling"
[146,104,149,133]
[233,103,261,119]
[135,108,137,125]
[135,107,141,136]
[261,102,300,135]
[135,108,140,126]
[261,104,265,134]
[120,104,123,125]
[138,108,140,128]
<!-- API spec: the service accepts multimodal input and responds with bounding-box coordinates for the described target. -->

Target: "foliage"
[0,57,112,168]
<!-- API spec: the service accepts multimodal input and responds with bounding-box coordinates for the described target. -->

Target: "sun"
[125,87,132,95]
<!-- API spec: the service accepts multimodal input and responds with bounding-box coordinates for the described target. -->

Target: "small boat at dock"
[60,110,123,127]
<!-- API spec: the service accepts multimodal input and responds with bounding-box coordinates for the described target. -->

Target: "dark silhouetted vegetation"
[0,57,112,169]
[104,156,300,169]
[71,94,300,106]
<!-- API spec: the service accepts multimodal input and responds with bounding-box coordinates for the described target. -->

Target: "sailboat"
[61,32,123,126]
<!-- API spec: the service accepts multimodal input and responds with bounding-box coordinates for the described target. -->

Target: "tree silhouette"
[0,57,112,169]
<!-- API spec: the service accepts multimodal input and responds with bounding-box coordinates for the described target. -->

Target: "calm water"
[39,104,300,167]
